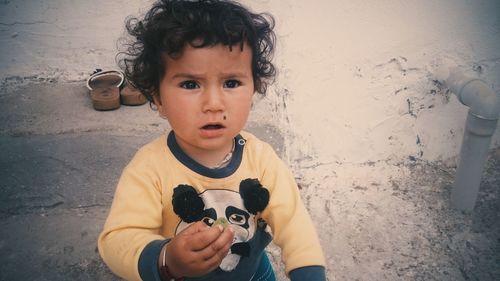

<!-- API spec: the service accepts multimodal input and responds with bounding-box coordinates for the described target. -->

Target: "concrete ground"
[0,81,499,281]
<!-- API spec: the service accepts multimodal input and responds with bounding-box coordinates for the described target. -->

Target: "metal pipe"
[438,67,500,211]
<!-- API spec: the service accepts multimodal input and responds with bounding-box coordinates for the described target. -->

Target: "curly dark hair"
[119,0,276,101]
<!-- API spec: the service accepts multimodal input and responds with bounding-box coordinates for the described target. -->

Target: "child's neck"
[176,137,235,169]
[211,139,235,169]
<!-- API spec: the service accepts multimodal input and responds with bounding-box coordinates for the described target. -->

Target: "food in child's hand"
[213,217,229,229]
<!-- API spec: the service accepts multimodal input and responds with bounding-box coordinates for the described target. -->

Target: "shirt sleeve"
[258,144,326,275]
[138,239,169,281]
[289,266,326,281]
[98,146,166,281]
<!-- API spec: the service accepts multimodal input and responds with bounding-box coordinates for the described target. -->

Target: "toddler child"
[98,0,326,280]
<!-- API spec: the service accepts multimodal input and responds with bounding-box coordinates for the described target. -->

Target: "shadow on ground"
[386,149,500,280]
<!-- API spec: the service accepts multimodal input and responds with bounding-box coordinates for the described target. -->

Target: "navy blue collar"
[167,131,245,179]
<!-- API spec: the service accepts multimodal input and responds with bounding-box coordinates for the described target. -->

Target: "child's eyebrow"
[170,72,251,80]
[171,73,203,80]
[221,71,251,78]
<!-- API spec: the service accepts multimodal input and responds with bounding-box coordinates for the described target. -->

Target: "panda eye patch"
[229,214,246,225]
[202,217,215,226]
[225,206,250,228]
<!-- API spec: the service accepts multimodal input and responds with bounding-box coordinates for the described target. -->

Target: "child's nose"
[202,86,225,112]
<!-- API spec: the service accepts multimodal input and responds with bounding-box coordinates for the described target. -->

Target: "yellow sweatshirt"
[98,131,325,281]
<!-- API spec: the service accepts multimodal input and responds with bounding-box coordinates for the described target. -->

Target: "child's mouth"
[200,123,226,138]
[201,124,225,130]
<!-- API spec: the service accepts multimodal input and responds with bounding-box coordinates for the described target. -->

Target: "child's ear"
[239,178,269,215]
[172,184,205,223]
[152,94,168,119]
[152,94,162,106]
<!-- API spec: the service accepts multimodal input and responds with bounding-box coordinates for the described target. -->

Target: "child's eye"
[180,80,199,89]
[223,80,241,89]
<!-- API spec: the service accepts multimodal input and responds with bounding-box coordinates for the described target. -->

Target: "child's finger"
[213,227,234,259]
[188,225,225,251]
[200,250,228,273]
[197,227,234,261]
[179,221,210,236]
[193,230,234,274]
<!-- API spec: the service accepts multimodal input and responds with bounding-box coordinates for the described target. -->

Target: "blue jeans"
[251,253,276,281]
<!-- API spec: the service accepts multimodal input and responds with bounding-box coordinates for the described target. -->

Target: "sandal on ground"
[120,81,148,106]
[86,69,124,111]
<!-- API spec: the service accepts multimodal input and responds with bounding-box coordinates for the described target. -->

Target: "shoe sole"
[87,71,123,111]
[120,84,148,106]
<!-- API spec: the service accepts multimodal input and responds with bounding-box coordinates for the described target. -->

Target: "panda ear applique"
[172,184,205,223]
[239,178,270,215]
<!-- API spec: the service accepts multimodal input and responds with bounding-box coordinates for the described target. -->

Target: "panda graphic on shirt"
[172,178,270,272]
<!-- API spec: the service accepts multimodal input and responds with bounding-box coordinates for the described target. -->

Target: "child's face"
[155,43,254,158]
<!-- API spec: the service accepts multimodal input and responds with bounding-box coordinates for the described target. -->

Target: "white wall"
[261,0,500,165]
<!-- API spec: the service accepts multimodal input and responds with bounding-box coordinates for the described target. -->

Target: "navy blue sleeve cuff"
[138,239,169,281]
[289,266,326,281]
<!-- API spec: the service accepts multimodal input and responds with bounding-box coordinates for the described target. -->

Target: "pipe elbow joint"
[444,67,500,120]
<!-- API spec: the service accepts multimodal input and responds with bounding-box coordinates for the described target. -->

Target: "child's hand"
[164,221,235,278]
